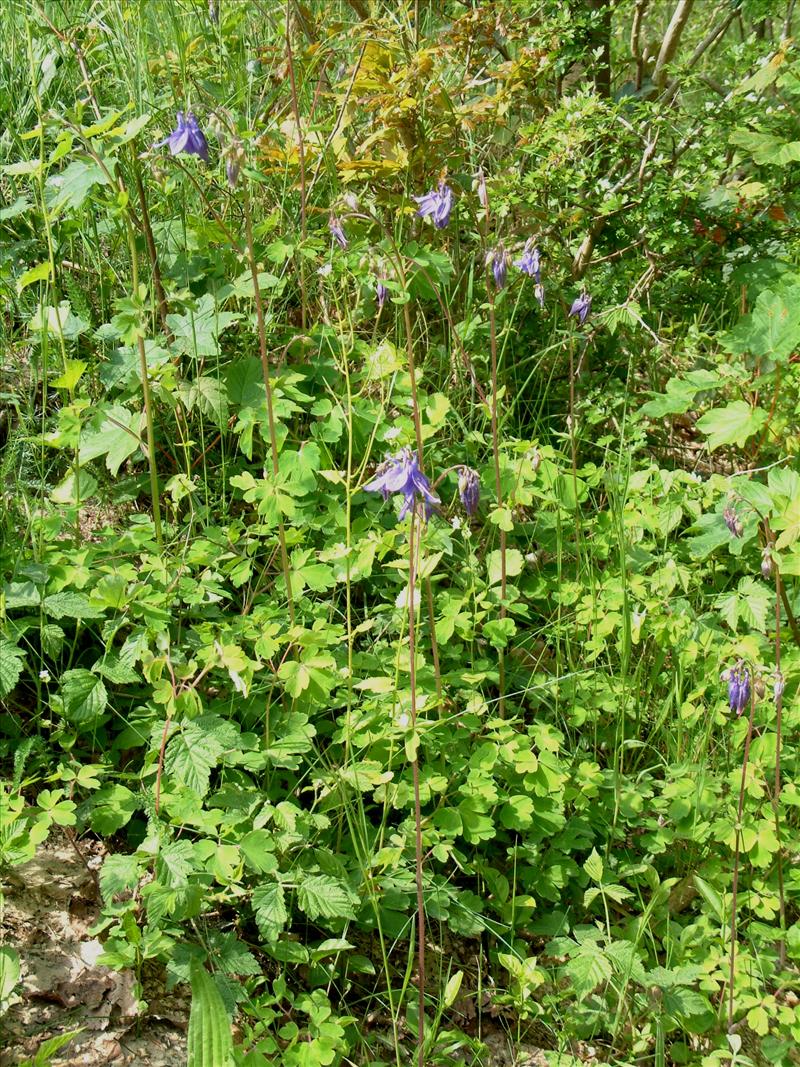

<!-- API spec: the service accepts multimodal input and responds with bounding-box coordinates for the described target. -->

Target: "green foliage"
[2,1,800,1065]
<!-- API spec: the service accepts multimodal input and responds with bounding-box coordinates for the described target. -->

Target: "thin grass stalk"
[242,183,296,625]
[407,505,426,1067]
[728,684,756,1034]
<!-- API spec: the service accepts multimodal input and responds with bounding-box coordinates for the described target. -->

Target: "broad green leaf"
[78,403,143,475]
[52,360,88,391]
[60,669,107,724]
[0,641,25,699]
[178,376,229,428]
[187,962,234,1067]
[43,590,105,620]
[167,293,241,359]
[297,874,357,921]
[566,945,612,996]
[696,401,767,450]
[0,946,20,1013]
[583,848,604,883]
[729,130,800,167]
[18,261,52,294]
[252,882,288,942]
[46,160,111,214]
[723,285,800,363]
[99,853,140,901]
[164,724,223,797]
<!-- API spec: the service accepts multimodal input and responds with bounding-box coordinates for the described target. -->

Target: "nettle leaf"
[0,641,25,699]
[565,945,612,996]
[252,882,288,942]
[99,853,141,901]
[156,840,197,888]
[43,590,105,620]
[164,723,224,797]
[696,402,768,450]
[167,293,241,359]
[297,874,358,921]
[60,669,108,724]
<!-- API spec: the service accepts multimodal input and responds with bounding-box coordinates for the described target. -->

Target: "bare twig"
[652,0,695,89]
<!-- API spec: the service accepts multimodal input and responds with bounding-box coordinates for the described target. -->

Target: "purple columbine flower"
[414,181,453,229]
[515,240,541,283]
[569,292,592,325]
[725,661,751,716]
[156,111,209,162]
[723,505,743,538]
[376,279,388,310]
[458,467,480,517]
[488,246,509,290]
[364,448,440,522]
[329,216,348,249]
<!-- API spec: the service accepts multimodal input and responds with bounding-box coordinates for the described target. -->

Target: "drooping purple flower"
[515,240,541,283]
[156,111,209,162]
[329,216,348,249]
[414,181,453,230]
[725,661,751,716]
[364,448,440,522]
[376,279,388,310]
[458,467,480,517]
[569,292,592,325]
[488,246,509,290]
[723,505,743,538]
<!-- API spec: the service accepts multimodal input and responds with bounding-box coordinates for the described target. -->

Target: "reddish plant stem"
[487,284,507,717]
[407,507,426,1067]
[729,687,756,1033]
[285,0,308,331]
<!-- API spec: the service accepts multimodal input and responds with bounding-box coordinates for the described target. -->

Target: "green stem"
[242,183,296,626]
[125,219,164,549]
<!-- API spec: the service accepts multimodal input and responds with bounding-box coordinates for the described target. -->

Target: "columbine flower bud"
[723,505,743,538]
[458,467,480,517]
[488,246,508,290]
[329,216,348,249]
[476,168,489,210]
[774,672,785,702]
[343,191,360,213]
[761,546,773,579]
[755,676,766,699]
[569,292,592,325]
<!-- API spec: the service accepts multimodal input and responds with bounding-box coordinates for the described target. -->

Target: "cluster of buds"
[761,545,773,579]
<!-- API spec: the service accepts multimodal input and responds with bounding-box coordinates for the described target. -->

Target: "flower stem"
[242,183,295,626]
[487,284,506,717]
[407,506,426,1067]
[285,0,308,332]
[729,685,756,1033]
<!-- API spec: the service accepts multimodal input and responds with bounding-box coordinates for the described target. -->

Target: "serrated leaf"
[723,285,800,363]
[252,882,288,942]
[297,874,357,921]
[99,853,140,901]
[43,590,105,620]
[46,159,111,214]
[178,376,229,429]
[0,641,25,699]
[164,725,222,797]
[167,293,240,359]
[565,945,612,996]
[583,848,604,883]
[187,962,234,1067]
[60,669,107,723]
[157,840,196,887]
